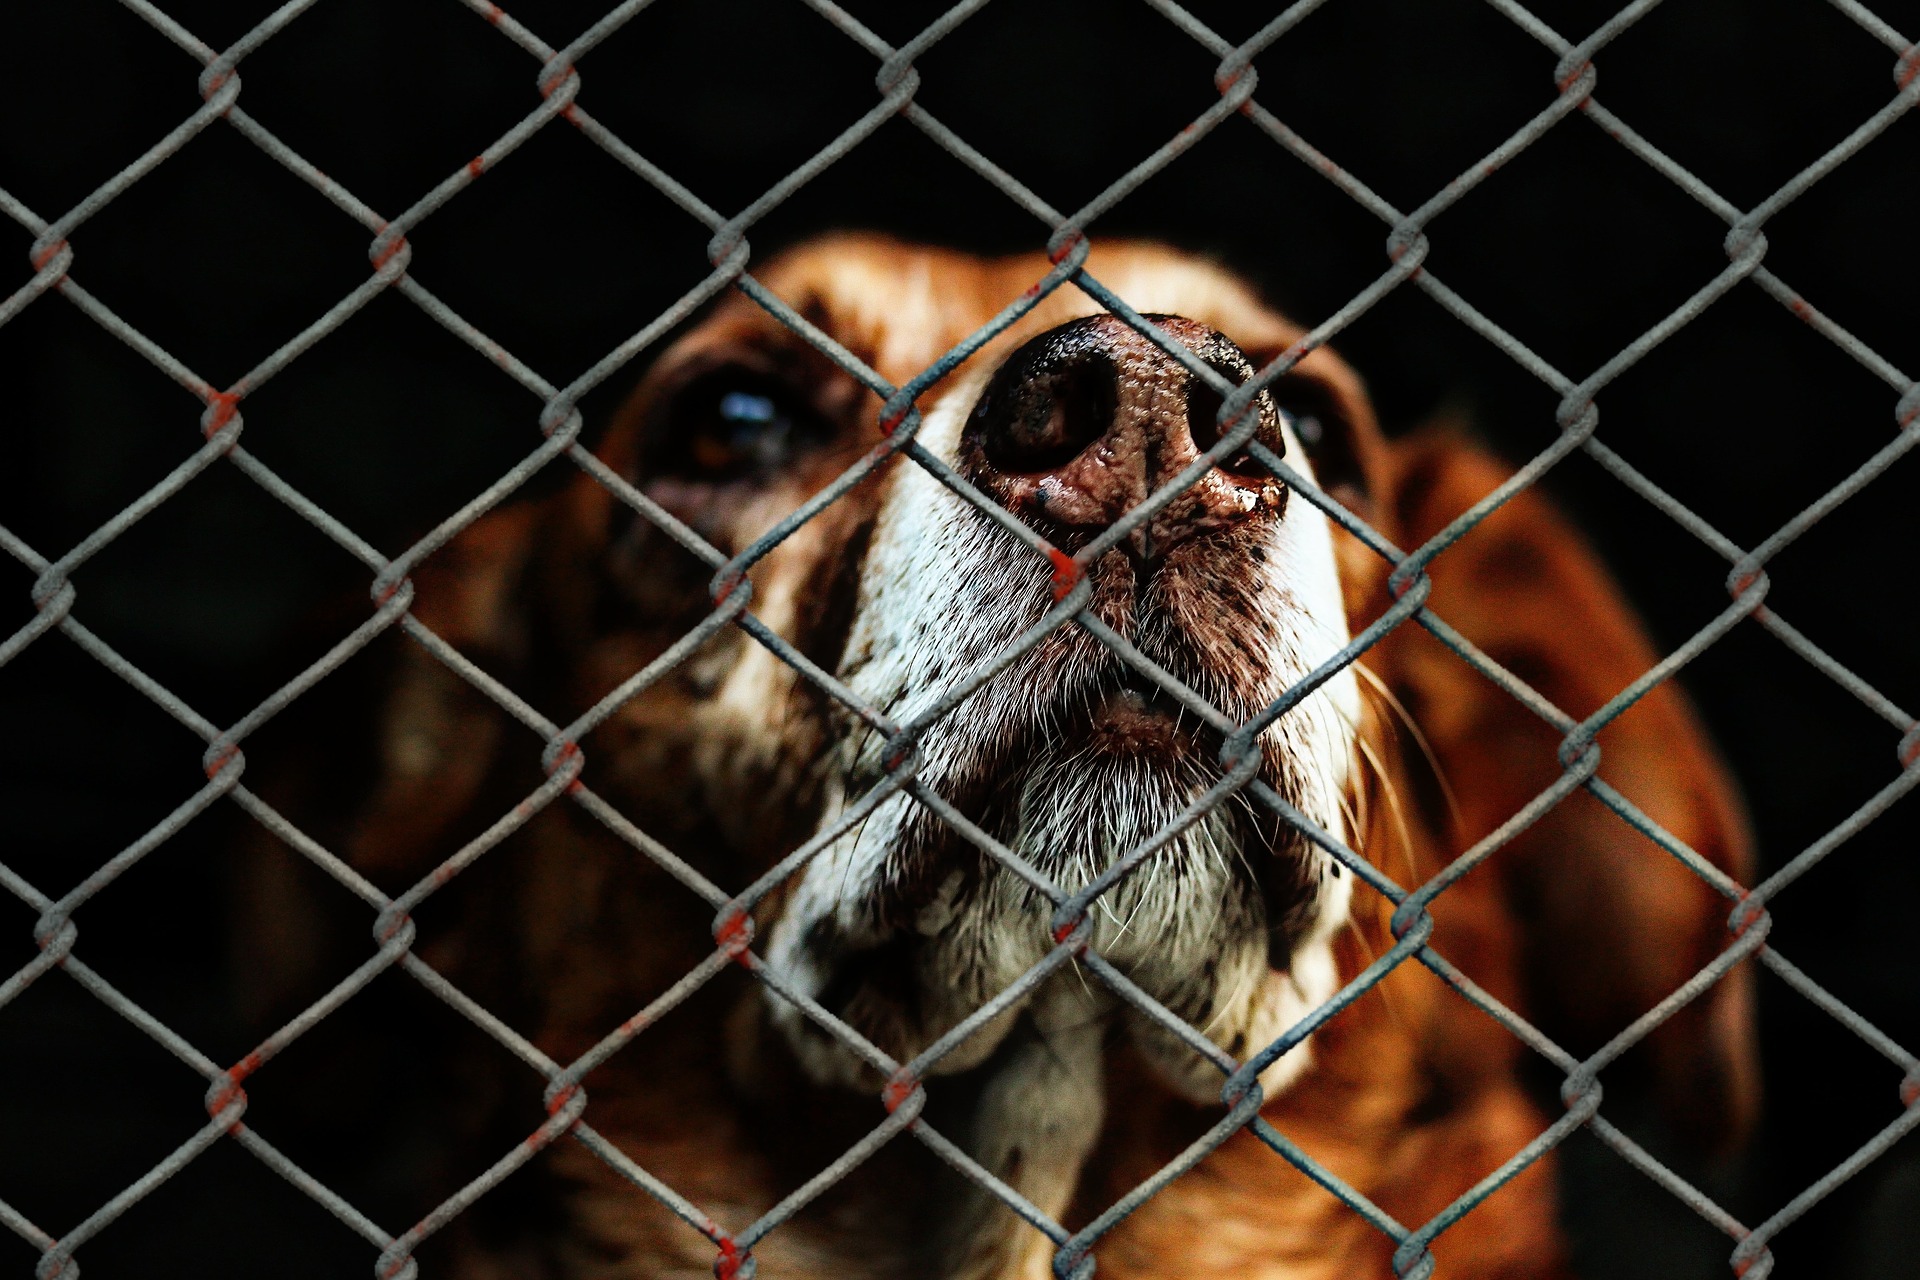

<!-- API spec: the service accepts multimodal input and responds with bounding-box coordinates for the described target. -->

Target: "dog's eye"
[657,372,831,480]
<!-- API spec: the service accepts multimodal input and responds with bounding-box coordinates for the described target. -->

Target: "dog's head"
[582,237,1394,1100]
[347,236,1755,1182]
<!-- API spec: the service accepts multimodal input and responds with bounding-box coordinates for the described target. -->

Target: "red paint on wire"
[1047,549,1080,600]
[715,909,753,961]
[371,234,408,271]
[882,1073,919,1113]
[203,391,239,437]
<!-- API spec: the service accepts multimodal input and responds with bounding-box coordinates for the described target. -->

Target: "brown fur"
[237,236,1755,1279]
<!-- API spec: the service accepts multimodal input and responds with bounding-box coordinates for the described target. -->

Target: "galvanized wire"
[2,1,1917,1278]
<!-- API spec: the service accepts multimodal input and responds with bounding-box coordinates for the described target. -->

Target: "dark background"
[2,0,1918,1275]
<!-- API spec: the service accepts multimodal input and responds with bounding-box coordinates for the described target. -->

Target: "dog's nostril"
[975,354,1117,475]
[1187,372,1275,480]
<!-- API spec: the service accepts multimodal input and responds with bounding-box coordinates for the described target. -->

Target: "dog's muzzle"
[766,310,1353,1101]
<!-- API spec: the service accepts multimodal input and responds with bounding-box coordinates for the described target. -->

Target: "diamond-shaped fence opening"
[2,0,1917,1277]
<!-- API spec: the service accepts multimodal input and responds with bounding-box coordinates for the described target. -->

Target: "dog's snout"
[961,314,1286,559]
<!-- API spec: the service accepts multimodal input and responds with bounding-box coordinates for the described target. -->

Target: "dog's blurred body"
[239,238,1754,1280]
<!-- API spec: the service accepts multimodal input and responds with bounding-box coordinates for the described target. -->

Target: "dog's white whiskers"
[1355,660,1462,837]
[1354,727,1420,887]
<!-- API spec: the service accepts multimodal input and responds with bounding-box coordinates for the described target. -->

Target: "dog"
[237,236,1757,1280]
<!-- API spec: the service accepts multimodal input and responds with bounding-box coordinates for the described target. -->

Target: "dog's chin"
[1079,681,1197,758]
[765,665,1351,1106]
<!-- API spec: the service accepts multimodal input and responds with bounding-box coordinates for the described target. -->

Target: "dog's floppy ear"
[230,500,552,1024]
[341,502,550,882]
[1377,425,1758,1155]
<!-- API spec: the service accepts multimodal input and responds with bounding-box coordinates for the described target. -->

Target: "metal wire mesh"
[3,1,1918,1277]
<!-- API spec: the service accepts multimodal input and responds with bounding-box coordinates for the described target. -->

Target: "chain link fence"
[3,0,1918,1276]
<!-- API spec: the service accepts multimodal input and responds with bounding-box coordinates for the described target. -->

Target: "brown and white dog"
[240,236,1757,1280]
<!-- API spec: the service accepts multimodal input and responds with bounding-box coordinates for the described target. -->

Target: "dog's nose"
[960,314,1287,561]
